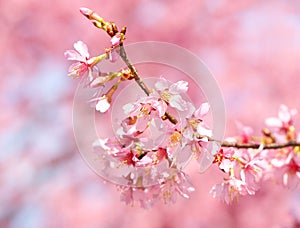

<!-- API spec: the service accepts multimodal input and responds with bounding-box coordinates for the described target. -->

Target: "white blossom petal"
[169,80,188,94]
[197,125,212,137]
[265,117,282,128]
[155,78,169,91]
[95,97,110,113]
[194,102,210,119]
[169,94,187,111]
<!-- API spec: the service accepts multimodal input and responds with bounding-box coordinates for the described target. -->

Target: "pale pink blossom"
[214,148,236,173]
[183,102,212,141]
[194,102,210,119]
[210,177,248,204]
[160,170,195,204]
[236,122,254,143]
[118,185,160,209]
[239,149,267,194]
[64,41,104,81]
[123,96,167,118]
[265,105,297,133]
[270,151,300,188]
[155,78,189,111]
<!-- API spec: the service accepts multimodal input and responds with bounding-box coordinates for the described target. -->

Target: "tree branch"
[220,140,300,149]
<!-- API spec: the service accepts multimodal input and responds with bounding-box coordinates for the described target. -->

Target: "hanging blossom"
[180,102,215,170]
[210,146,267,203]
[265,145,300,189]
[118,169,195,208]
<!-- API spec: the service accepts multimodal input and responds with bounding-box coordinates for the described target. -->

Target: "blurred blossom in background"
[2,0,300,227]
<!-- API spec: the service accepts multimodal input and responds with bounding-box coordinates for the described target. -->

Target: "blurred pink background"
[2,0,300,227]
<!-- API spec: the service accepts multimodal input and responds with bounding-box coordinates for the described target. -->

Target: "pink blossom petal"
[169,94,187,111]
[175,171,195,198]
[186,102,196,118]
[198,141,220,172]
[108,49,119,62]
[73,40,90,59]
[155,78,169,91]
[152,100,167,117]
[64,50,85,62]
[68,62,87,77]
[278,105,291,123]
[194,102,210,119]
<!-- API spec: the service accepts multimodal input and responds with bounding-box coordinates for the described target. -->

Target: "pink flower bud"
[79,7,92,17]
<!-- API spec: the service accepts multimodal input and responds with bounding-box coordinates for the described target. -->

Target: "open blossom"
[269,148,300,188]
[64,40,105,81]
[183,102,212,141]
[120,96,171,147]
[265,105,297,135]
[118,170,195,207]
[210,177,248,204]
[119,185,161,209]
[123,96,167,118]
[238,149,267,194]
[155,78,189,111]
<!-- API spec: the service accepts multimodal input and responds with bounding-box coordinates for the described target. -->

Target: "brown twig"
[220,140,300,149]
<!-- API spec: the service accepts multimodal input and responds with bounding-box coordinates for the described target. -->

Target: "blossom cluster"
[65,7,300,207]
[92,78,215,207]
[211,105,300,203]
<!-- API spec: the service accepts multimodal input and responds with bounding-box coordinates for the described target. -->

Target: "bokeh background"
[2,0,300,227]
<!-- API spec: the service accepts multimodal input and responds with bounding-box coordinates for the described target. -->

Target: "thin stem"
[119,44,151,95]
[119,43,178,124]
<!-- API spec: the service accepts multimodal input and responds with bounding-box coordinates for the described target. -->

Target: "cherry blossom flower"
[213,148,236,173]
[120,96,169,144]
[238,149,267,194]
[64,41,106,81]
[118,170,195,207]
[118,185,161,209]
[123,96,167,118]
[236,122,254,143]
[269,149,300,188]
[157,170,195,204]
[155,78,189,111]
[210,177,248,204]
[265,105,297,137]
[180,102,214,169]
